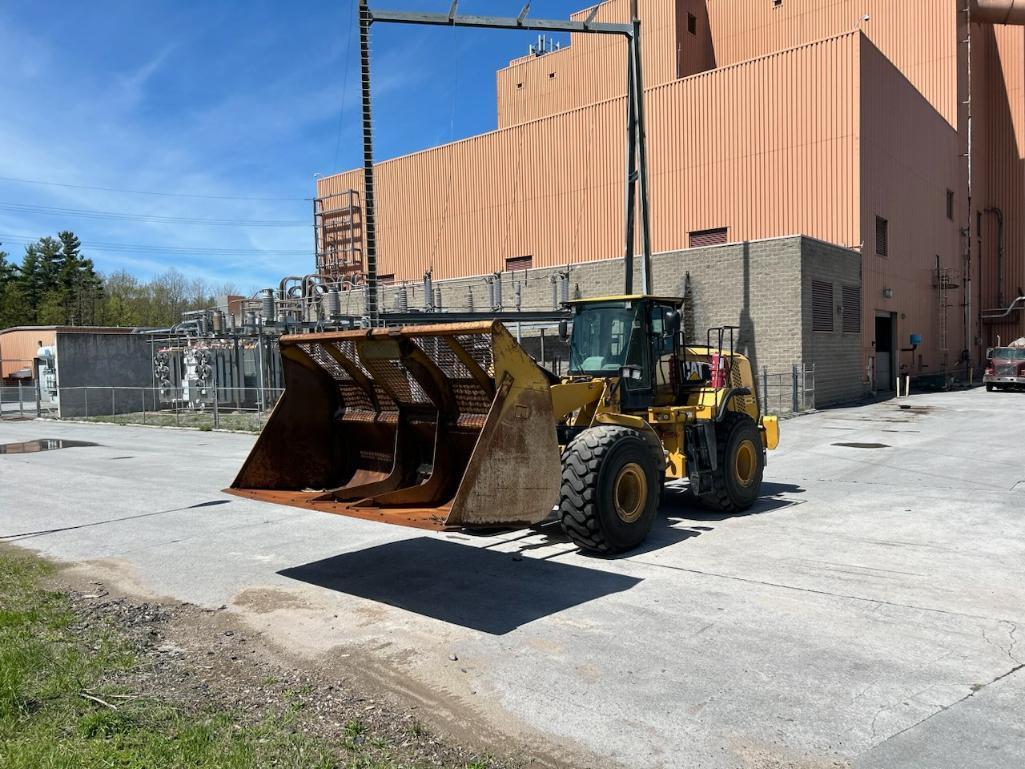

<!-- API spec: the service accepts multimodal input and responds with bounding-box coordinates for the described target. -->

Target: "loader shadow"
[278,536,642,635]
[462,516,704,559]
[659,481,805,522]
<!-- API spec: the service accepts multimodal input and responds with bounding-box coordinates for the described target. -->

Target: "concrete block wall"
[54,333,153,418]
[800,238,865,406]
[651,239,805,380]
[341,235,863,408]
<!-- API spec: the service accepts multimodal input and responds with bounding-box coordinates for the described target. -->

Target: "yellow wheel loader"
[229,295,779,554]
[230,5,778,553]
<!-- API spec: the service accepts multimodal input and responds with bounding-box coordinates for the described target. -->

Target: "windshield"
[569,303,644,375]
[990,347,1025,360]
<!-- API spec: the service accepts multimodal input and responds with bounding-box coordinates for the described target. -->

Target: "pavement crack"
[1004,621,1021,664]
[869,706,886,738]
[0,500,233,541]
[857,663,1025,757]
[627,560,1023,626]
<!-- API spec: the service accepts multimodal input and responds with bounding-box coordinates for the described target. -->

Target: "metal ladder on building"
[934,266,959,354]
[314,189,365,283]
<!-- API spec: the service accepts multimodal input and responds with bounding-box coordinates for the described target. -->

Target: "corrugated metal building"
[317,0,1025,385]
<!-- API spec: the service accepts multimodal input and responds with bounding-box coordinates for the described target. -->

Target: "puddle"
[0,439,99,454]
[833,442,891,449]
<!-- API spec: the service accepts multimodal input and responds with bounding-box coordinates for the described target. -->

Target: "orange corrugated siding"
[495,1,960,131]
[320,96,626,280]
[0,329,55,378]
[648,33,859,253]
[859,35,962,365]
[496,0,704,128]
[707,0,960,127]
[318,32,861,281]
[978,23,1025,341]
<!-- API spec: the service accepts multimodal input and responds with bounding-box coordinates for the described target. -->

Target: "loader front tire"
[559,425,662,554]
[701,413,763,513]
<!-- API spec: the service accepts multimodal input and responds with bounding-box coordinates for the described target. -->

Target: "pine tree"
[36,236,64,287]
[36,290,65,325]
[0,249,14,284]
[17,244,46,322]
[57,231,81,263]
[54,231,84,324]
[74,256,103,325]
[0,282,30,329]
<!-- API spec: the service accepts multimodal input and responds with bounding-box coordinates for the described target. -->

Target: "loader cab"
[566,296,684,410]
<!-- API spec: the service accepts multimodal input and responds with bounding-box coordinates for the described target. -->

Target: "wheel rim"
[734,439,758,487]
[613,463,648,523]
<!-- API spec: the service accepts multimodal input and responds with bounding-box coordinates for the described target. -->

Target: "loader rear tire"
[701,413,763,513]
[559,425,662,554]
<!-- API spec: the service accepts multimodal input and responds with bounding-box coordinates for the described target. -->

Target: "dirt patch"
[234,586,312,614]
[54,567,599,769]
[733,741,850,769]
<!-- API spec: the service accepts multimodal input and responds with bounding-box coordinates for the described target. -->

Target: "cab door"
[650,301,681,405]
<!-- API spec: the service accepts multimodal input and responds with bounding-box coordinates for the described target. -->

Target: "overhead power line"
[0,234,309,257]
[0,175,310,202]
[0,201,308,227]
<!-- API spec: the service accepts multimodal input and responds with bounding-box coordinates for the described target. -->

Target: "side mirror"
[664,310,681,336]
[558,319,569,342]
[619,365,644,381]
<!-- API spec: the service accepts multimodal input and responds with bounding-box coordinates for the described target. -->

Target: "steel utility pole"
[358,0,380,323]
[357,1,652,301]
[630,0,653,295]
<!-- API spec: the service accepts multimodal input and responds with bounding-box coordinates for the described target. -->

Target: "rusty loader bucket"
[228,322,562,530]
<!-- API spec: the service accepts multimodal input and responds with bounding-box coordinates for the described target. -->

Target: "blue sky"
[0,0,582,291]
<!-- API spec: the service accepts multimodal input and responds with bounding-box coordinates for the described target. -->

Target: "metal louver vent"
[812,280,834,332]
[875,216,888,257]
[842,285,861,333]
[689,228,728,248]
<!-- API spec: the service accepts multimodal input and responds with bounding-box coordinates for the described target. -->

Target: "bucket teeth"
[228,322,561,529]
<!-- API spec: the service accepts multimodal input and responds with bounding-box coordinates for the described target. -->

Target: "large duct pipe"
[972,0,1025,24]
[279,276,303,299]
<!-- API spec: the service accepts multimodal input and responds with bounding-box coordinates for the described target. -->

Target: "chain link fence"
[2,363,815,430]
[0,385,283,432]
[760,363,816,416]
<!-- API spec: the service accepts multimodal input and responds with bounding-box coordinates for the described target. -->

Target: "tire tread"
[558,425,663,553]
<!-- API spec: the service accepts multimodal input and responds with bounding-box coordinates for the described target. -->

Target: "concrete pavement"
[1,388,1023,768]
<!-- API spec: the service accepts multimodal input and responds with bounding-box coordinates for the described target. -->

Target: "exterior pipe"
[964,1,975,370]
[279,276,303,301]
[982,296,1025,319]
[302,274,335,301]
[971,0,1025,24]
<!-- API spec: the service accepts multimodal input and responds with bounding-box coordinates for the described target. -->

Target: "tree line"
[0,232,240,329]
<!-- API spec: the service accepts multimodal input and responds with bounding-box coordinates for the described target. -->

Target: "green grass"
[0,549,490,769]
[80,411,266,433]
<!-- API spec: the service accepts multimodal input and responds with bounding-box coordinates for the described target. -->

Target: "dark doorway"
[874,313,896,392]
